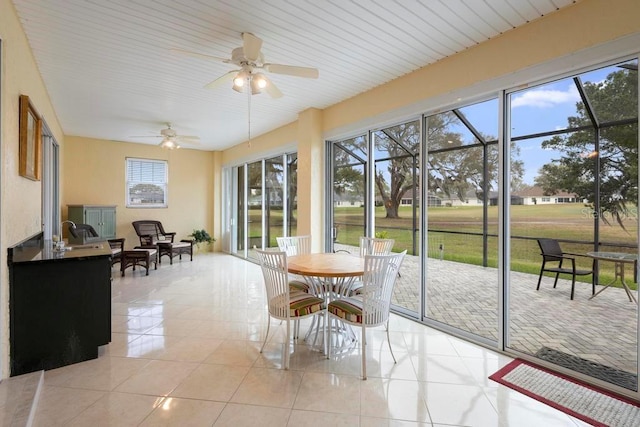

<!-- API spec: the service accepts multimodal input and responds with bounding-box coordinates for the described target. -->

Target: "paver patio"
[335,244,639,383]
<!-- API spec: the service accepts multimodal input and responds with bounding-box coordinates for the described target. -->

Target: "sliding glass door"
[506,59,639,391]
[424,98,499,343]
[329,122,421,315]
[227,152,298,259]
[331,135,367,251]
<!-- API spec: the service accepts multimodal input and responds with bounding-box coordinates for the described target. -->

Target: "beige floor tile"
[112,302,151,317]
[143,303,191,319]
[213,403,291,427]
[401,332,459,356]
[203,340,261,366]
[231,367,303,408]
[112,316,163,335]
[410,354,477,385]
[114,360,198,396]
[66,392,159,426]
[171,364,249,401]
[44,356,149,391]
[114,334,182,359]
[19,254,594,427]
[460,355,514,388]
[423,383,498,427]
[360,417,432,426]
[254,341,324,371]
[145,317,207,337]
[483,386,580,426]
[32,386,105,427]
[0,372,41,426]
[360,378,430,422]
[140,397,225,426]
[312,344,417,381]
[189,320,234,339]
[293,372,361,415]
[156,336,224,362]
[288,409,360,426]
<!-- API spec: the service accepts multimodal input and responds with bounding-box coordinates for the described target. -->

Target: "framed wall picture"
[19,94,42,181]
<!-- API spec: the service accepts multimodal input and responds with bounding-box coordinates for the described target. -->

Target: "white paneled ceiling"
[11,0,577,151]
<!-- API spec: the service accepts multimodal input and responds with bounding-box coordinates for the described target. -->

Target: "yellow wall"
[63,137,215,250]
[323,0,640,134]
[0,0,65,378]
[221,122,297,166]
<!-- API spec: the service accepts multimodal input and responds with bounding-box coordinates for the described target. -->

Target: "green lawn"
[334,203,638,289]
[247,203,638,289]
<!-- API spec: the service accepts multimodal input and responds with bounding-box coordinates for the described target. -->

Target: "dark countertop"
[9,240,111,264]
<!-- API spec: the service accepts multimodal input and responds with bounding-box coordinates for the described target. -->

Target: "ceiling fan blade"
[265,63,319,79]
[178,136,201,143]
[204,71,238,89]
[263,75,283,99]
[129,135,161,138]
[242,32,263,62]
[170,48,230,63]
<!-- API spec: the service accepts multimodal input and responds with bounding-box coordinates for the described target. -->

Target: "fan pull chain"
[247,82,252,148]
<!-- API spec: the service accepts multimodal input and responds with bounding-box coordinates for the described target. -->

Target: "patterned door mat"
[535,347,637,391]
[490,359,640,426]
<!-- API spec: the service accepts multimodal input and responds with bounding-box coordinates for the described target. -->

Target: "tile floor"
[4,253,592,426]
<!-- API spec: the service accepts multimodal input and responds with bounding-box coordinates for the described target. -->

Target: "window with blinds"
[126,158,168,208]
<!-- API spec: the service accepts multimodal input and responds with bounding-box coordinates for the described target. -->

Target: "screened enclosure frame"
[324,54,639,397]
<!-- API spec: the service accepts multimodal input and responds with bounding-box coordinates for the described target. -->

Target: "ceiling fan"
[171,32,319,98]
[130,123,200,149]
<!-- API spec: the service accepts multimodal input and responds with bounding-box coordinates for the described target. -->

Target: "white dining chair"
[359,236,395,256]
[276,235,311,256]
[256,249,326,369]
[327,250,406,379]
[344,236,396,296]
[277,235,312,294]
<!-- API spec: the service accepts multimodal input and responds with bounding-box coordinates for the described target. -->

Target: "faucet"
[60,220,76,239]
[52,220,76,251]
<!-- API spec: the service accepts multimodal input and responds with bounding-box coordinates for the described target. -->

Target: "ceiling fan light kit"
[174,32,318,99]
[160,137,180,150]
[232,69,268,95]
[172,32,319,147]
[129,123,199,149]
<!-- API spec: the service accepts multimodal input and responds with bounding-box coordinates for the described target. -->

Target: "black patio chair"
[536,238,594,300]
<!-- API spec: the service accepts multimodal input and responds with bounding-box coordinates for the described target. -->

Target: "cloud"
[511,85,579,108]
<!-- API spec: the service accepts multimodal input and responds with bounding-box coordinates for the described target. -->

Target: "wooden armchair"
[131,220,193,264]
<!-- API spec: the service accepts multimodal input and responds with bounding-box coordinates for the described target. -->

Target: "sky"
[366,59,636,189]
[457,60,636,185]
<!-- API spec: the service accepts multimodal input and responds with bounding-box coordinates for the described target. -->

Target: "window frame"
[125,157,168,208]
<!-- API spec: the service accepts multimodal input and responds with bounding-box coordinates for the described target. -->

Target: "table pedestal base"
[589,261,637,303]
[303,313,358,354]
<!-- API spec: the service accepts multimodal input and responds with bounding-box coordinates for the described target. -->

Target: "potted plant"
[189,229,215,252]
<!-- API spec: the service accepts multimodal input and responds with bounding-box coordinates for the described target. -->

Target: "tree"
[374,121,420,218]
[334,111,524,219]
[130,183,164,204]
[535,68,638,227]
[334,136,366,204]
[426,112,524,206]
[335,166,364,201]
